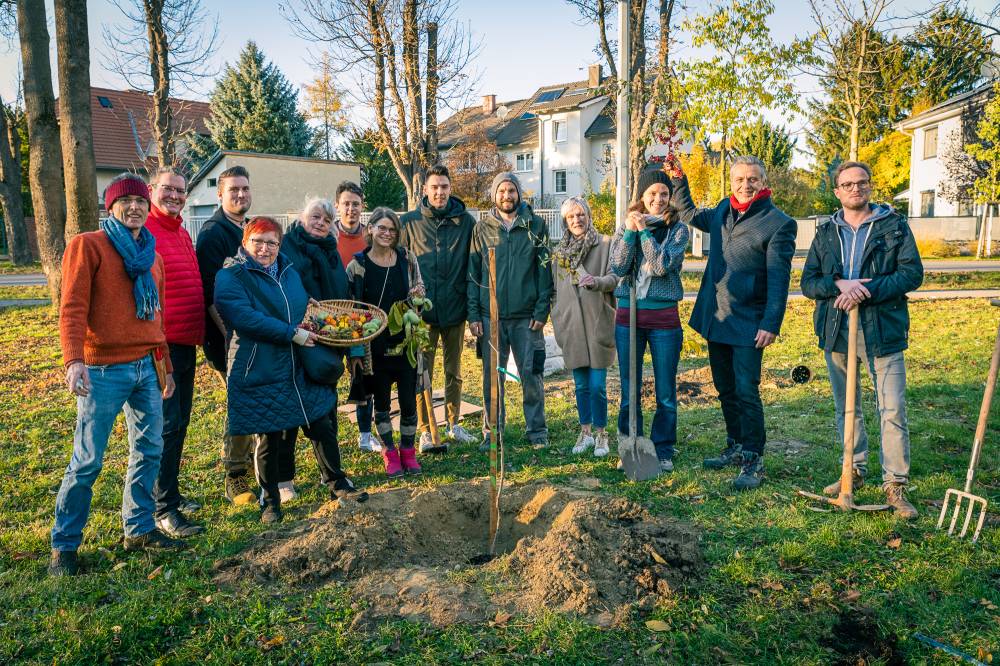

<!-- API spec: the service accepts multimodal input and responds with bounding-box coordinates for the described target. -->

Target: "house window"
[515,152,534,172]
[97,96,113,108]
[553,120,567,143]
[554,170,567,194]
[923,126,938,159]
[207,178,217,188]
[958,199,974,216]
[920,190,935,217]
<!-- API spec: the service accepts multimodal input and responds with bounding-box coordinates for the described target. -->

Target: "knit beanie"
[490,171,522,204]
[104,175,151,211]
[636,167,673,198]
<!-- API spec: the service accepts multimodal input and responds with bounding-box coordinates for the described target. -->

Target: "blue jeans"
[616,325,682,461]
[52,355,164,551]
[356,398,373,434]
[572,367,608,428]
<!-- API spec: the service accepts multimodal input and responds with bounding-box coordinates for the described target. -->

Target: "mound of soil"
[216,480,702,627]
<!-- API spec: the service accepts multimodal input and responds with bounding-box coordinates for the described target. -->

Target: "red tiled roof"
[87,87,211,170]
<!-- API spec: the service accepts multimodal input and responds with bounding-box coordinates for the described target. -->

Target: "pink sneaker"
[382,449,403,478]
[400,447,422,475]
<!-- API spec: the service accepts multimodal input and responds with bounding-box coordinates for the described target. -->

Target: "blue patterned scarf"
[101,215,160,320]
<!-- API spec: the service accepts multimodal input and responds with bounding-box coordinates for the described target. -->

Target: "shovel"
[416,353,446,453]
[618,274,661,481]
[799,307,890,512]
[936,300,1000,542]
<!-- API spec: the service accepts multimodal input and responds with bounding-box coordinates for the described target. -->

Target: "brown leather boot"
[884,482,918,519]
[823,469,865,496]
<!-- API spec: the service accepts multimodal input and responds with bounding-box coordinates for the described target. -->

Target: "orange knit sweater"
[59,230,172,372]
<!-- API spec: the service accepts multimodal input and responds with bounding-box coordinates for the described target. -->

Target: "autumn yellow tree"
[302,53,348,159]
[680,143,721,207]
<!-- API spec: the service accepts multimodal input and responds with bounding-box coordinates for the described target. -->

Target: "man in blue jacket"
[672,156,797,490]
[801,161,923,519]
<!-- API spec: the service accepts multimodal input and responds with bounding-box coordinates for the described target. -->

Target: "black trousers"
[371,354,418,450]
[154,344,196,519]
[707,341,765,455]
[255,410,346,508]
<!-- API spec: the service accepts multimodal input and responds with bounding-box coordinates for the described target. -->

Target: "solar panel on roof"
[534,89,564,104]
[519,112,536,120]
[97,96,113,108]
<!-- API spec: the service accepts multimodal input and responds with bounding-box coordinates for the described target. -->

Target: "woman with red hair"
[214,216,367,523]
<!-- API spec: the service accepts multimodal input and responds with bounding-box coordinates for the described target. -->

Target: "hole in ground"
[215,480,703,627]
[825,611,905,666]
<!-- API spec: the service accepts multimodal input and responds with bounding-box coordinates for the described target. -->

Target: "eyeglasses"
[249,238,279,249]
[373,225,397,235]
[157,184,186,195]
[836,180,871,191]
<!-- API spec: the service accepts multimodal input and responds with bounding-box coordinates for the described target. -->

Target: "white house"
[896,83,992,218]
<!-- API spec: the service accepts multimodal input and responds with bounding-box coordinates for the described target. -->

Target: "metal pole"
[615,0,631,231]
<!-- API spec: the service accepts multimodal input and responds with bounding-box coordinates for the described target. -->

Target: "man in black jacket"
[672,156,797,490]
[195,165,257,505]
[400,164,478,451]
[801,161,923,519]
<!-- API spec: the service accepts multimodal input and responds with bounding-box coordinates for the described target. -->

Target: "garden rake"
[799,307,890,512]
[936,300,1000,543]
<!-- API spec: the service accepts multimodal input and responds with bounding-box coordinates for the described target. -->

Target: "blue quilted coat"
[214,249,335,436]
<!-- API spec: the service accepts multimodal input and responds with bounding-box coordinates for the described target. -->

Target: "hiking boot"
[593,431,610,458]
[382,449,404,478]
[884,482,918,520]
[278,481,298,503]
[479,434,492,453]
[572,431,595,454]
[261,504,283,524]
[400,447,422,475]
[178,495,201,514]
[225,475,256,506]
[359,432,382,453]
[531,438,549,450]
[659,458,674,474]
[447,424,477,445]
[823,469,865,496]
[331,478,369,503]
[155,512,205,538]
[732,452,765,491]
[48,549,79,577]
[703,439,743,470]
[123,529,188,552]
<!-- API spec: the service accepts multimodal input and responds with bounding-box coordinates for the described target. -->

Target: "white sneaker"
[417,432,435,453]
[447,424,477,445]
[659,459,674,473]
[278,481,298,502]
[359,432,382,453]
[593,431,610,457]
[572,431,596,454]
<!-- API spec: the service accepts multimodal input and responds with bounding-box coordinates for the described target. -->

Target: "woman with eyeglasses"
[214,216,368,524]
[345,207,426,478]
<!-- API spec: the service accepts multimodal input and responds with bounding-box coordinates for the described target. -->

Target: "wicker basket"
[305,299,388,348]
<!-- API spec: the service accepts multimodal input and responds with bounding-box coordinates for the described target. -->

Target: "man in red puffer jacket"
[144,167,206,538]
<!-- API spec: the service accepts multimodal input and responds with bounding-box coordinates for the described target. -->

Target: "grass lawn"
[0,259,42,274]
[2,299,1000,664]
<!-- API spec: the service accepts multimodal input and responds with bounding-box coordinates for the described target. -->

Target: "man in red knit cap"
[50,173,187,577]
[145,167,206,538]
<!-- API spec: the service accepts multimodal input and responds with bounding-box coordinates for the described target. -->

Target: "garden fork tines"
[936,301,1000,543]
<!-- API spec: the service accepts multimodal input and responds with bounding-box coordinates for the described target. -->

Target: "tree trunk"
[18,0,67,302]
[0,103,32,265]
[627,0,647,203]
[597,0,617,79]
[402,0,424,207]
[54,0,99,238]
[145,0,176,168]
[718,128,728,196]
[425,21,439,167]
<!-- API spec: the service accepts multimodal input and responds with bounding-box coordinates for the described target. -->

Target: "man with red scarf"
[670,155,797,490]
[145,167,206,538]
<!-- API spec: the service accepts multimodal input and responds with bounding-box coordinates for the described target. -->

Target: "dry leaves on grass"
[886,534,903,550]
[645,619,671,632]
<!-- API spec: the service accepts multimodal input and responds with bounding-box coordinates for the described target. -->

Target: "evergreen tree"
[203,41,314,159]
[732,120,796,171]
[909,4,992,108]
[336,128,406,210]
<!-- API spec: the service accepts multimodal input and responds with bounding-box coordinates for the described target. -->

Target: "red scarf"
[729,188,772,214]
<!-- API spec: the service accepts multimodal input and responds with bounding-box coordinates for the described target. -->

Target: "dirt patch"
[768,439,812,456]
[676,366,718,405]
[824,611,905,666]
[216,480,702,627]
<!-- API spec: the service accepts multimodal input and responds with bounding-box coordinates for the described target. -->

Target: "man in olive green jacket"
[468,172,554,448]
[400,164,478,451]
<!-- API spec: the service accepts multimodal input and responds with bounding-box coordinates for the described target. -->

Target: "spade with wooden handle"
[799,307,891,512]
[936,299,1000,542]
[416,353,446,453]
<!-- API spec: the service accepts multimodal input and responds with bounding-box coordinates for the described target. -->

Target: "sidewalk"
[682,258,1000,272]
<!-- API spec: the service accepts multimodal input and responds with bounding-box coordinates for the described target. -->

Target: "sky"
[2,0,996,166]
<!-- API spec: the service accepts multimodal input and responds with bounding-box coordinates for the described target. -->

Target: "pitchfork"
[936,300,1000,543]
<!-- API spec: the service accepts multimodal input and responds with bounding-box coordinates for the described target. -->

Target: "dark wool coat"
[800,208,923,356]
[672,175,797,347]
[196,206,246,371]
[281,224,350,301]
[399,195,476,328]
[214,251,335,436]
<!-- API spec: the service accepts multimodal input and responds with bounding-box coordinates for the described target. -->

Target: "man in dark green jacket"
[400,164,478,451]
[468,172,554,448]
[801,160,923,519]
